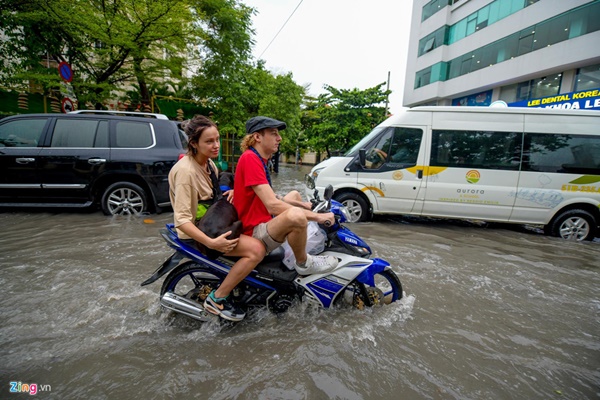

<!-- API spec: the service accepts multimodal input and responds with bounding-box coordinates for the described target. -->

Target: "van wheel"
[335,192,370,223]
[101,182,148,216]
[545,209,596,241]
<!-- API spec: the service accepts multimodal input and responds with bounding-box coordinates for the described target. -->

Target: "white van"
[305,106,600,241]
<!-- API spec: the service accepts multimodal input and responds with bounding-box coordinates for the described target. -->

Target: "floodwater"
[1,164,598,399]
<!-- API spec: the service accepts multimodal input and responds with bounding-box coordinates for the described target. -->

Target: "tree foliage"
[203,60,305,153]
[0,0,393,163]
[302,83,391,158]
[0,0,251,107]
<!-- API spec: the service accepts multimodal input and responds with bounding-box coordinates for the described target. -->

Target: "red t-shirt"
[234,149,272,236]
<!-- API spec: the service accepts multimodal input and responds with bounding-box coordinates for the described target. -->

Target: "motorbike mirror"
[358,149,366,167]
[324,185,333,201]
[313,189,320,202]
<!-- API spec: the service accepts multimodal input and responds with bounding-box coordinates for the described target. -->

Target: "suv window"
[0,118,48,147]
[51,119,109,148]
[114,121,154,148]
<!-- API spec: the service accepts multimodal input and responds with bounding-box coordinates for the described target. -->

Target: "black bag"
[194,164,242,260]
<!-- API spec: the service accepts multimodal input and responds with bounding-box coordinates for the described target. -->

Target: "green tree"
[302,83,391,158]
[201,60,305,151]
[0,0,253,108]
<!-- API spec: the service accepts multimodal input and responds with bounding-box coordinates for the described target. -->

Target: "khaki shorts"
[253,222,283,254]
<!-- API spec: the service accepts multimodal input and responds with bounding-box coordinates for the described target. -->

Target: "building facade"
[404,0,600,110]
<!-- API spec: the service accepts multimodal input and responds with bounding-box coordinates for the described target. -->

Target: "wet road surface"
[1,164,598,399]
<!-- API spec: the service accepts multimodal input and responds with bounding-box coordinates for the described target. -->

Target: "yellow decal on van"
[466,170,480,184]
[569,175,600,185]
[361,186,385,197]
[393,171,404,180]
[406,166,447,176]
[561,175,600,193]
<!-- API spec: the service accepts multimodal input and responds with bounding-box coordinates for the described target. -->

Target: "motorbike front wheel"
[160,262,221,302]
[342,270,403,309]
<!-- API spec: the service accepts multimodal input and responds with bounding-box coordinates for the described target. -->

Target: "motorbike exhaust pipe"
[160,292,213,322]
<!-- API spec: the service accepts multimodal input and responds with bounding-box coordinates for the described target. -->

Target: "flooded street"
[1,164,598,399]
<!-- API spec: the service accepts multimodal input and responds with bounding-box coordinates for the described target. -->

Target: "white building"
[404,0,600,110]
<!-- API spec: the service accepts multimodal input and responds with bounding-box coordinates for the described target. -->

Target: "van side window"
[364,129,393,169]
[0,118,47,147]
[431,130,521,170]
[114,121,153,148]
[523,133,600,174]
[51,119,106,148]
[388,127,422,166]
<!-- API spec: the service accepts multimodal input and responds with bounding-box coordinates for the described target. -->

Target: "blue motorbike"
[141,185,403,321]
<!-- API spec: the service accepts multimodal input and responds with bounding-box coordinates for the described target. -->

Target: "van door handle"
[88,158,106,165]
[380,182,386,191]
[417,169,423,179]
[16,157,35,164]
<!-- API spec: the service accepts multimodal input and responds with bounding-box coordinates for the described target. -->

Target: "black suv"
[0,111,187,215]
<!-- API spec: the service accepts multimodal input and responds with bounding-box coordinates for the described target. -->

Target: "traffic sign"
[61,97,74,113]
[58,61,73,83]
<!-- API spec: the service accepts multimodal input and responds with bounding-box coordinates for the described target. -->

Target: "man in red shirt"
[233,116,338,274]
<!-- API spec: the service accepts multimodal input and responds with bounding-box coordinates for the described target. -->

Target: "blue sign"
[508,88,600,110]
[58,61,73,83]
[452,89,493,107]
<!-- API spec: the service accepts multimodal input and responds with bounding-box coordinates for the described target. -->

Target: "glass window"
[114,121,153,148]
[523,133,600,174]
[388,128,423,167]
[431,130,521,170]
[517,28,534,56]
[422,0,450,22]
[51,119,99,148]
[488,1,501,24]
[447,58,462,80]
[530,74,562,99]
[0,118,47,147]
[363,128,393,170]
[497,0,513,20]
[414,1,600,89]
[419,27,449,57]
[95,121,109,147]
[466,14,478,36]
[423,37,435,54]
[574,64,600,91]
[452,19,467,42]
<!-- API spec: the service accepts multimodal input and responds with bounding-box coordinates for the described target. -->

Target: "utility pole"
[384,71,391,117]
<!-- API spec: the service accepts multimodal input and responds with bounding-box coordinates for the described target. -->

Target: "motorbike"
[141,185,403,321]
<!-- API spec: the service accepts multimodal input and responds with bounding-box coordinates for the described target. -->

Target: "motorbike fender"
[141,252,187,286]
[354,258,391,287]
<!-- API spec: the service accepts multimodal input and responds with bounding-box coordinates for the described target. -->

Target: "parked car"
[0,110,187,215]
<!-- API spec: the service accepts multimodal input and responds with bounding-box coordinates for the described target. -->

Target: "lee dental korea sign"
[509,88,600,110]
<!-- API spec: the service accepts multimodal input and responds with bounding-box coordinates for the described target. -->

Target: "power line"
[258,0,304,59]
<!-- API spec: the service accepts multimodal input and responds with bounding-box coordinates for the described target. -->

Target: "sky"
[243,0,414,115]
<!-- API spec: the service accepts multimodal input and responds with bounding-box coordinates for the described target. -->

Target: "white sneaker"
[295,254,338,275]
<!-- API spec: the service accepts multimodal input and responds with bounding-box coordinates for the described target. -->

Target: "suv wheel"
[101,182,148,216]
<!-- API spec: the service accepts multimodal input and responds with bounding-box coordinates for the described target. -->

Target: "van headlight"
[305,167,325,189]
[304,174,315,189]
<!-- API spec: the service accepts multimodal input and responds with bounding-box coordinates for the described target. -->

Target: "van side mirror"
[358,149,366,167]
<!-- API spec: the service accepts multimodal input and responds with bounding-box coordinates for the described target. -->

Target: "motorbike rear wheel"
[160,262,220,302]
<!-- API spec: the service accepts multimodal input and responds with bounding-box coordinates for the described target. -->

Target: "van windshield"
[344,127,386,156]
